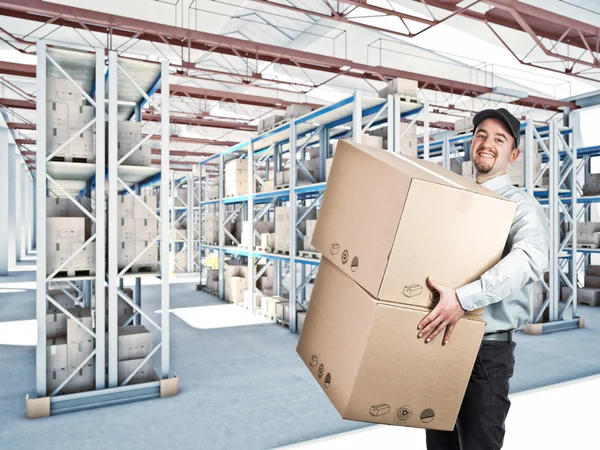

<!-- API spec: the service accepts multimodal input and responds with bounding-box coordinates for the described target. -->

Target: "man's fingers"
[425,320,447,344]
[419,315,444,340]
[443,323,456,346]
[417,306,440,331]
[426,276,440,291]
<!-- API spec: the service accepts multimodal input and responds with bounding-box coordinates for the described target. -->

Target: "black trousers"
[426,341,516,450]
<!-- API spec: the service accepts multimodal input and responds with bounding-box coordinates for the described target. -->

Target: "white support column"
[352,91,362,144]
[187,174,193,272]
[36,40,47,397]
[14,158,22,263]
[423,100,430,160]
[289,120,298,333]
[7,144,16,267]
[26,172,32,253]
[524,119,534,195]
[160,58,170,379]
[95,48,106,390]
[31,171,36,251]
[107,50,119,388]
[20,162,28,259]
[247,140,255,314]
[0,128,8,275]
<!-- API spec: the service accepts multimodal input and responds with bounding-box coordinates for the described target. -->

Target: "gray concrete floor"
[0,259,599,449]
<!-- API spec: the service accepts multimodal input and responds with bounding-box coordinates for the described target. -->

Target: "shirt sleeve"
[456,196,550,311]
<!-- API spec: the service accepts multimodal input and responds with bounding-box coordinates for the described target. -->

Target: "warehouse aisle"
[0,272,599,449]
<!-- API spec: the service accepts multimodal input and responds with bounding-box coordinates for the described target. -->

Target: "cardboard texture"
[67,308,94,370]
[118,358,155,385]
[47,217,86,243]
[297,259,485,431]
[46,308,67,339]
[47,77,84,104]
[62,360,95,394]
[118,326,152,361]
[118,195,158,220]
[311,140,516,308]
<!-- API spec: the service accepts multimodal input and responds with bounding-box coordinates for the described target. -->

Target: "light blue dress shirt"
[456,173,550,333]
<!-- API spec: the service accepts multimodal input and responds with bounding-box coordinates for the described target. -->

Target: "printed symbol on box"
[369,403,390,417]
[310,355,318,367]
[403,284,423,298]
[330,243,340,255]
[430,290,440,303]
[351,256,359,272]
[341,250,349,265]
[397,406,412,421]
[420,408,435,423]
[324,373,331,388]
[318,363,324,379]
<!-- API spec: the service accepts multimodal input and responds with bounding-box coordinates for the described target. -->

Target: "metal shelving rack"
[169,172,199,274]
[29,43,177,418]
[198,91,424,333]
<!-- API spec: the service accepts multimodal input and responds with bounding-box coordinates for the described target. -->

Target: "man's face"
[470,117,519,178]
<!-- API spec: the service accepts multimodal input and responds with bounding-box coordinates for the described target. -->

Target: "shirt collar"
[480,173,513,193]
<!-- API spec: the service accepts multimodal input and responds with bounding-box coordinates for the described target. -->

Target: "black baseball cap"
[472,108,520,149]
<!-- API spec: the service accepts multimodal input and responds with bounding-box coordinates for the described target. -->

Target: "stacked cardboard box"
[378,78,418,99]
[262,295,288,319]
[175,187,188,207]
[370,124,417,156]
[274,207,317,253]
[530,281,546,320]
[583,174,600,196]
[205,269,219,293]
[241,221,274,248]
[117,326,155,385]
[63,307,95,394]
[201,210,236,245]
[225,276,246,304]
[109,121,151,166]
[454,116,473,135]
[47,78,95,161]
[508,151,543,187]
[256,264,275,296]
[47,217,95,275]
[297,140,516,430]
[225,160,248,197]
[117,195,159,271]
[561,265,600,306]
[577,222,600,248]
[207,182,220,200]
[286,104,312,119]
[303,220,318,252]
[46,337,68,394]
[258,114,285,133]
[174,252,188,273]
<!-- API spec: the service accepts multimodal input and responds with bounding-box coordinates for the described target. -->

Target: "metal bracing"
[0,127,8,275]
[29,43,176,416]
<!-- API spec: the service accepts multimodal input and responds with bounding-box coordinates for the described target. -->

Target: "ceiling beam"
[142,113,257,131]
[0,0,575,112]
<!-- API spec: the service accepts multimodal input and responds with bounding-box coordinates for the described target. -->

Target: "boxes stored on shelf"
[508,152,543,187]
[118,326,152,361]
[258,114,285,133]
[174,252,188,272]
[66,308,94,369]
[578,222,600,233]
[46,198,92,218]
[47,77,84,105]
[225,276,246,304]
[67,104,94,129]
[577,232,600,247]
[297,311,307,334]
[362,135,383,149]
[303,220,318,252]
[585,275,600,288]
[62,360,95,394]
[588,265,600,276]
[46,337,68,394]
[297,258,485,431]
[311,140,516,308]
[118,218,159,242]
[264,296,287,319]
[118,358,154,385]
[276,301,290,323]
[117,141,152,166]
[454,116,473,134]
[46,309,67,339]
[286,104,312,119]
[47,217,88,242]
[243,290,262,309]
[275,170,290,187]
[378,78,419,98]
[462,161,475,180]
[117,195,157,219]
[117,120,142,143]
[47,127,94,160]
[117,241,158,269]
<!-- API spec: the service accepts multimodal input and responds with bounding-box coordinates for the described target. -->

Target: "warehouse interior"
[0,1,600,449]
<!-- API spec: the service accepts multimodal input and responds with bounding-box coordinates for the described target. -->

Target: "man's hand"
[417,277,466,345]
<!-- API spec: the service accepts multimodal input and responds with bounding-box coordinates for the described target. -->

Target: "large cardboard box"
[297,259,485,431]
[312,140,516,308]
[118,195,158,219]
[62,360,95,394]
[118,326,152,361]
[67,308,94,370]
[47,217,86,243]
[118,358,155,385]
[47,77,83,105]
[46,337,68,395]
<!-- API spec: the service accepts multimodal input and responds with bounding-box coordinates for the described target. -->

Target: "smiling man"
[419,108,550,450]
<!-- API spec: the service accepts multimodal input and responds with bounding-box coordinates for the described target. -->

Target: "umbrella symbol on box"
[330,243,340,255]
[341,250,349,264]
[318,363,324,378]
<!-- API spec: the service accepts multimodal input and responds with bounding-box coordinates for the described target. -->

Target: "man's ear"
[509,147,520,164]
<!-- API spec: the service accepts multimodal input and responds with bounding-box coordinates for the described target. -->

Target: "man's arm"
[456,197,550,311]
